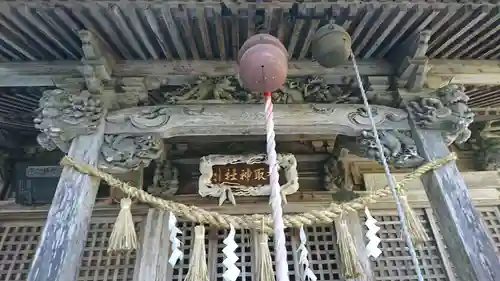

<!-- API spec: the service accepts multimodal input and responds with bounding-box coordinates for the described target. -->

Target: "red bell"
[237,34,288,64]
[238,34,288,93]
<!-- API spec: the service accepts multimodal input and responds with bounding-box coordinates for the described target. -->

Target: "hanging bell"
[311,24,352,68]
[237,34,288,64]
[238,34,288,93]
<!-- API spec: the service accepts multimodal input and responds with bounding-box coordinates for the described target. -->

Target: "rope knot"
[120,198,132,209]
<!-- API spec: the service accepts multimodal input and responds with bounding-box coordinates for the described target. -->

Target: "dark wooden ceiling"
[0,2,497,61]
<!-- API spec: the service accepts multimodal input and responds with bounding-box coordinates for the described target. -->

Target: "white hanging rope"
[264,92,290,281]
[350,51,425,281]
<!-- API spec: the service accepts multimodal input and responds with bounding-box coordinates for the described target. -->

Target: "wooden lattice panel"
[214,229,253,281]
[267,229,300,281]
[0,221,41,281]
[79,218,140,281]
[477,206,500,253]
[367,209,450,281]
[0,217,140,281]
[171,221,197,281]
[303,225,342,281]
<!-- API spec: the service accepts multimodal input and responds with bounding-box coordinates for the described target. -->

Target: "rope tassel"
[107,198,138,253]
[399,192,430,245]
[254,230,275,281]
[184,225,209,281]
[336,219,364,280]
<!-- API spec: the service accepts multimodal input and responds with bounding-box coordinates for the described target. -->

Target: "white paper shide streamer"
[364,207,382,259]
[222,225,241,281]
[168,213,183,266]
[297,226,317,281]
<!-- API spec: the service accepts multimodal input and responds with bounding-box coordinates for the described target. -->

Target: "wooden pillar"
[344,212,373,281]
[28,29,114,281]
[27,121,105,281]
[408,118,500,280]
[133,209,172,281]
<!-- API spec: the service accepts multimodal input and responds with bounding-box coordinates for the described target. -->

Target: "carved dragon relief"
[407,84,474,145]
[34,89,105,152]
[98,134,163,173]
[156,75,394,106]
[357,130,425,169]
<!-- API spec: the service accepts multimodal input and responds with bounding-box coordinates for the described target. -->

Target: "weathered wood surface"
[427,59,500,88]
[0,59,498,87]
[133,209,172,281]
[27,120,105,281]
[344,212,373,281]
[364,171,500,206]
[104,104,410,137]
[0,59,392,87]
[409,124,500,280]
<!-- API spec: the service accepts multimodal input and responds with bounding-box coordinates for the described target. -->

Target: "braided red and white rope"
[264,92,290,281]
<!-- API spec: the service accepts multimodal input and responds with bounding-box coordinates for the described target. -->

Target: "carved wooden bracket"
[198,154,298,205]
[406,84,474,145]
[99,134,163,173]
[393,30,431,92]
[471,120,500,171]
[356,129,425,169]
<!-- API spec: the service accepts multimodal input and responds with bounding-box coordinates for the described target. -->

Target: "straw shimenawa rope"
[60,153,457,232]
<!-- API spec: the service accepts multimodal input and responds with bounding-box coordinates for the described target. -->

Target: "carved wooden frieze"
[155,75,394,106]
[356,129,425,169]
[470,121,500,171]
[34,89,105,152]
[98,134,163,173]
[104,104,410,137]
[148,158,179,197]
[198,154,298,205]
[407,84,474,145]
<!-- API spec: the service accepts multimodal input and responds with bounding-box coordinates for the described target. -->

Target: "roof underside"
[0,2,498,61]
[0,1,499,145]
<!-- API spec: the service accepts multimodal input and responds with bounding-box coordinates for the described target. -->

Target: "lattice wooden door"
[0,216,141,281]
[365,209,452,281]
[171,223,342,281]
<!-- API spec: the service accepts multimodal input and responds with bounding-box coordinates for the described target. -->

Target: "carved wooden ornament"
[198,154,298,205]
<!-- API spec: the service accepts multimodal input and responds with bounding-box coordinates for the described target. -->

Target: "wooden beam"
[0,59,498,87]
[104,104,411,137]
[427,59,500,88]
[0,59,393,87]
[27,121,105,281]
[408,122,500,280]
[133,209,172,281]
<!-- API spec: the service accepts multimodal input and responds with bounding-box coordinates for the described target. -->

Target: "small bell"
[238,34,288,93]
[311,24,352,68]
